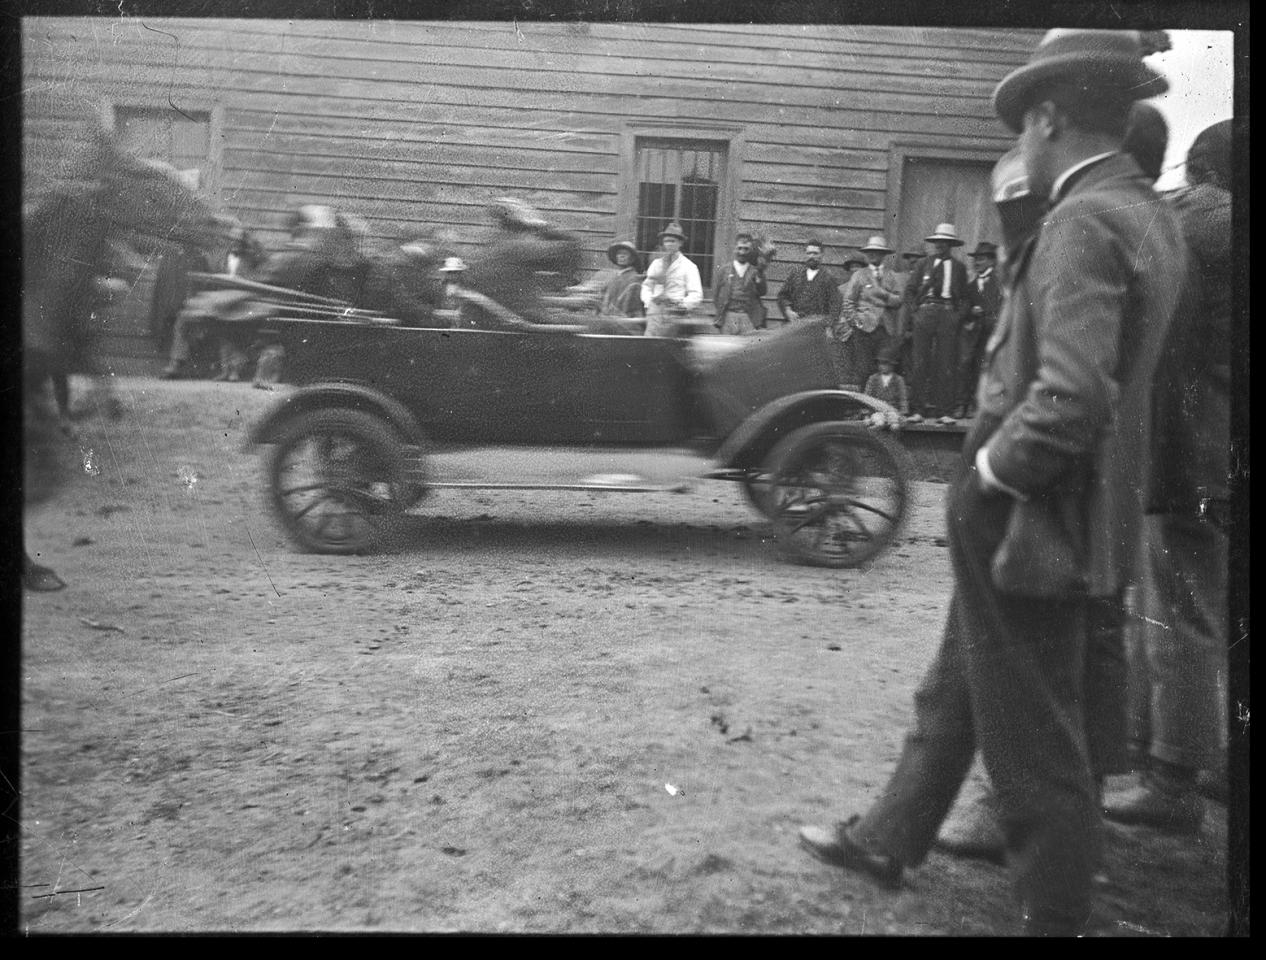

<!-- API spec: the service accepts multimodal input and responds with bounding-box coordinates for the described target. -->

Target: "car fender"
[713,389,898,470]
[244,381,426,449]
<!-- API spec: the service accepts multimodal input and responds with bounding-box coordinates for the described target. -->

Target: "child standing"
[863,346,909,430]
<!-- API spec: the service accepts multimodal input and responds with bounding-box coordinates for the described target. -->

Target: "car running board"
[401,444,709,494]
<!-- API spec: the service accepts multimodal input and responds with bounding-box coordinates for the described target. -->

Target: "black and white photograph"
[11,2,1246,936]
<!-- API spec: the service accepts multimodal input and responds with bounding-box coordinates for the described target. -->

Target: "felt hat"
[969,241,999,258]
[924,223,964,246]
[607,240,639,265]
[440,256,467,272]
[993,29,1169,133]
[901,249,924,261]
[876,344,902,365]
[859,235,895,253]
[1186,118,1232,186]
[658,221,687,242]
[843,254,867,269]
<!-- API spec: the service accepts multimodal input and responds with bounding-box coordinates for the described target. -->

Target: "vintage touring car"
[239,289,911,568]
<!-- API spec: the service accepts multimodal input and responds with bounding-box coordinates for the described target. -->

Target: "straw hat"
[969,241,999,258]
[924,223,964,246]
[607,240,639,265]
[859,235,894,253]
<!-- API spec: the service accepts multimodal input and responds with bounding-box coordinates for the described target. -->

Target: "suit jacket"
[1148,181,1232,513]
[966,152,1187,596]
[905,255,970,318]
[841,264,905,334]
[968,268,1002,324]
[777,265,841,319]
[713,260,768,327]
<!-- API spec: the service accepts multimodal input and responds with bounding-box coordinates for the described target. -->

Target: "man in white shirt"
[641,221,703,337]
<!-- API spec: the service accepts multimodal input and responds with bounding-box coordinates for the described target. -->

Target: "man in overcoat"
[797,29,1185,936]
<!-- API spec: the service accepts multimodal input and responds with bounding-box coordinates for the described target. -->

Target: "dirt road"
[18,378,1227,934]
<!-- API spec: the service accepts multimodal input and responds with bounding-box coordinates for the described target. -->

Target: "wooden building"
[22,18,1042,368]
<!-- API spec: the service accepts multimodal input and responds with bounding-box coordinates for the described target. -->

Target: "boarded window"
[113,106,211,189]
[634,138,727,283]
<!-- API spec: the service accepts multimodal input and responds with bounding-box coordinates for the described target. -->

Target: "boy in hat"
[955,241,1001,419]
[839,236,904,389]
[797,29,1185,937]
[641,221,703,337]
[903,222,970,423]
[712,232,768,334]
[862,344,909,430]
[777,238,841,326]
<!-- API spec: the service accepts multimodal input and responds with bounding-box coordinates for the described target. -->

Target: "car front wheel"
[265,408,407,554]
[764,421,909,568]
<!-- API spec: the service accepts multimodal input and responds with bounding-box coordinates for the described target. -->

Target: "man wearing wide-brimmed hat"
[640,221,703,337]
[902,222,969,422]
[954,241,1001,418]
[798,29,1186,937]
[836,235,904,388]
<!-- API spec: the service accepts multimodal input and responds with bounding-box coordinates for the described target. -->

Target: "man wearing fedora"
[904,223,970,423]
[777,238,841,327]
[640,221,702,337]
[797,29,1184,936]
[955,241,1002,419]
[838,236,904,388]
[712,232,768,334]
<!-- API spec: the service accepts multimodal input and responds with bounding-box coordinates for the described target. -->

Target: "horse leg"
[23,551,66,592]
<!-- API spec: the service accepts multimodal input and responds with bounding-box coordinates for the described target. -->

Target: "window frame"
[618,121,744,296]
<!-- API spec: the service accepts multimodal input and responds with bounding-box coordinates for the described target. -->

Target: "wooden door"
[897,158,1001,259]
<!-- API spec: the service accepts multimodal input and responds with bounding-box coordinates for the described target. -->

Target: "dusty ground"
[19,378,1227,935]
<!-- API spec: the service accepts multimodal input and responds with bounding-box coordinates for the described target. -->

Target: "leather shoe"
[159,362,190,380]
[798,817,903,890]
[1102,774,1204,834]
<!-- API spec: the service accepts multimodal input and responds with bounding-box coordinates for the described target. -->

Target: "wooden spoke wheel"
[265,408,408,555]
[763,421,909,568]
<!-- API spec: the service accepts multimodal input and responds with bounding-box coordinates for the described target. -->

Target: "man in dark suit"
[905,223,970,422]
[777,238,841,326]
[797,29,1184,936]
[956,241,1002,419]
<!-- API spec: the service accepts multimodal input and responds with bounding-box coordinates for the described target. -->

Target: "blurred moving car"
[245,299,911,569]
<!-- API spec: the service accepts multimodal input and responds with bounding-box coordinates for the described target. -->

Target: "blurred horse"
[23,134,226,590]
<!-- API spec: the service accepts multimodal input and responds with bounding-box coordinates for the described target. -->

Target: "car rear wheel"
[764,421,909,568]
[265,408,407,554]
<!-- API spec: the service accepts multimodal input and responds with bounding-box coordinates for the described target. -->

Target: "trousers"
[850,465,1100,932]
[1127,513,1228,770]
[910,304,960,415]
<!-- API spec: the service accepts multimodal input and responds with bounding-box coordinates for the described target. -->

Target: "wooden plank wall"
[23,18,1040,365]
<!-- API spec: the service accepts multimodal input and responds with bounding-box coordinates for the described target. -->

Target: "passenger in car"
[461,197,585,327]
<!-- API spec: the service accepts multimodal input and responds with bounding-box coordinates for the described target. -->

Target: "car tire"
[764,421,909,568]
[265,408,407,555]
